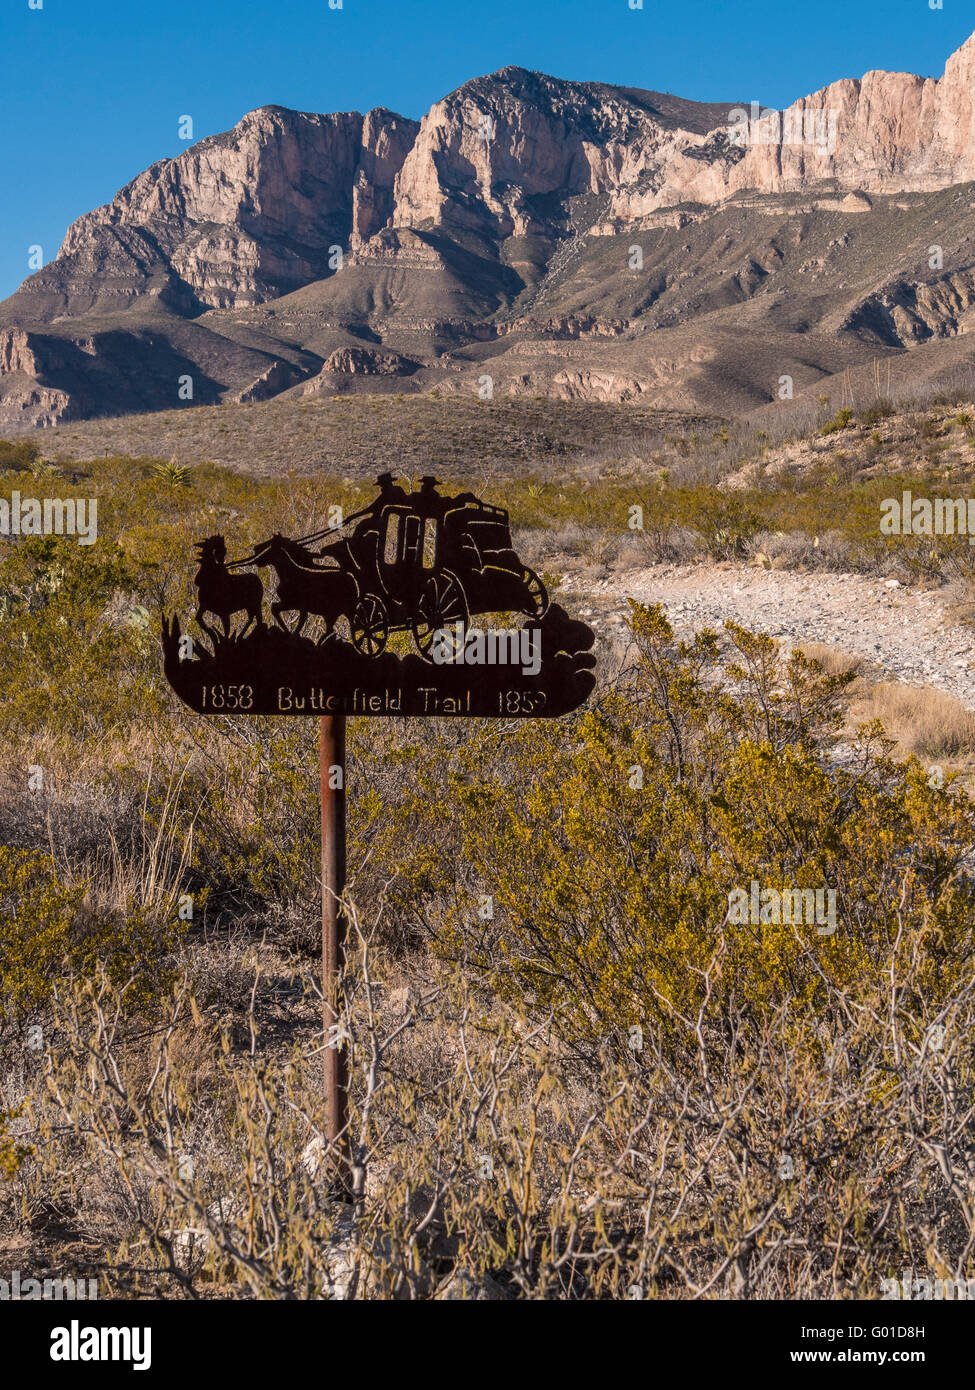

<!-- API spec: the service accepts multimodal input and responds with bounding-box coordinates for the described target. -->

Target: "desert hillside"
[4,34,975,427]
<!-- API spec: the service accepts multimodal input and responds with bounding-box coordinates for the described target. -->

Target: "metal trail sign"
[161,475,597,1186]
[163,473,596,718]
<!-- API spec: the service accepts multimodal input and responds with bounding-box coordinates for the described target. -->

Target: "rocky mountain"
[4,33,975,427]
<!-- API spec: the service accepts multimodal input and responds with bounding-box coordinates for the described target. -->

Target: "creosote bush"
[0,847,181,1030]
[438,605,975,1057]
[2,448,975,1298]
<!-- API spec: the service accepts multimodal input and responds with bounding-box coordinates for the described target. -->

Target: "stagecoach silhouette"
[201,474,549,662]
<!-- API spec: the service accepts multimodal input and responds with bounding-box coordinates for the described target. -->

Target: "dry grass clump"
[854,681,975,759]
[798,643,866,680]
[747,529,852,571]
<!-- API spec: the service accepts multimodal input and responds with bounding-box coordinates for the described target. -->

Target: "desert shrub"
[635,471,975,580]
[860,399,895,427]
[821,406,854,435]
[0,1106,28,1178]
[185,724,320,918]
[691,493,763,557]
[636,483,764,559]
[0,847,180,1029]
[0,437,40,470]
[0,535,164,740]
[440,604,975,1052]
[181,715,463,947]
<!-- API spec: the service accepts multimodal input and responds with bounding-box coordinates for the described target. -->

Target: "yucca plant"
[151,458,193,490]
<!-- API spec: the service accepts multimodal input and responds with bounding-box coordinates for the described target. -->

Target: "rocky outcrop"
[691,30,975,202]
[10,36,975,322]
[6,105,420,320]
[321,347,417,375]
[390,36,975,237]
[233,359,303,403]
[0,381,80,429]
[351,110,422,246]
[0,328,46,376]
[0,330,89,426]
[5,32,975,424]
[391,68,743,239]
[294,347,419,397]
[841,268,975,346]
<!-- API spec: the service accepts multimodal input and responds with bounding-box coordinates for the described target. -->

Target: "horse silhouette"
[194,536,263,640]
[250,533,358,641]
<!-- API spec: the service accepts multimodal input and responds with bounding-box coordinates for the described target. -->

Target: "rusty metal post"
[320,713,349,1181]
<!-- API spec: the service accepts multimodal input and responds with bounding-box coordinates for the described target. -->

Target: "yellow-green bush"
[0,438,39,470]
[441,604,975,1052]
[822,406,855,435]
[0,1104,27,1178]
[0,847,180,1027]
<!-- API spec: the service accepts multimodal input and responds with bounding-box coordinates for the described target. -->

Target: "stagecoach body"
[360,497,538,611]
[256,477,548,660]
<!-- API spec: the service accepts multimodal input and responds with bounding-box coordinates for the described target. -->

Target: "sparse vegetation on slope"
[2,433,975,1297]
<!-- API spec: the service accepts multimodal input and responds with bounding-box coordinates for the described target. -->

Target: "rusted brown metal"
[320,713,350,1188]
[162,474,596,719]
[160,474,598,1150]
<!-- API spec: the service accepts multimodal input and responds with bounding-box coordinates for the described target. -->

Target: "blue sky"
[0,0,971,301]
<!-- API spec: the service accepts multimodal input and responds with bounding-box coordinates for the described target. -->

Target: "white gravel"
[563,562,975,710]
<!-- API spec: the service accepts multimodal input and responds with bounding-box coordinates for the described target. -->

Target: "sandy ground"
[563,561,975,708]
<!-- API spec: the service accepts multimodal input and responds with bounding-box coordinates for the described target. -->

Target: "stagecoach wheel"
[521,567,549,618]
[351,594,389,656]
[413,569,469,662]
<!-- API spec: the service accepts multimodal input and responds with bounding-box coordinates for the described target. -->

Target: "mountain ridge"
[3,34,975,427]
